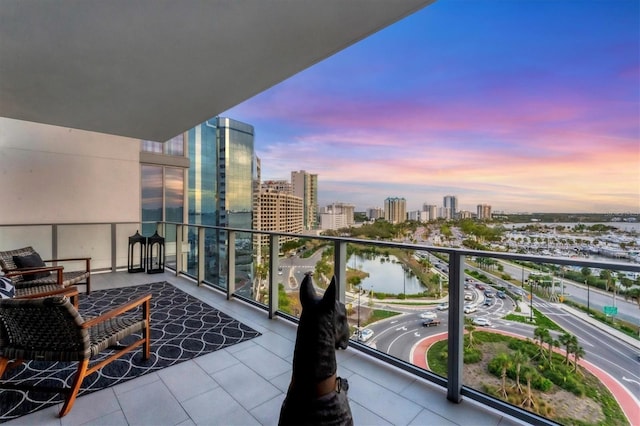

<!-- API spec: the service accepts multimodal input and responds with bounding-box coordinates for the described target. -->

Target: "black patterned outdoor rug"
[0,281,261,422]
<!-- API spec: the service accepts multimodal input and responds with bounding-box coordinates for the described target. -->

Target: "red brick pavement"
[410,329,639,425]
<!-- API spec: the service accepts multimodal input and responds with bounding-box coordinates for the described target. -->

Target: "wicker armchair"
[0,289,151,417]
[0,246,91,294]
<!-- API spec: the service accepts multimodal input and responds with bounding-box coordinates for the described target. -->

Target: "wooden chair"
[0,246,91,294]
[0,288,151,417]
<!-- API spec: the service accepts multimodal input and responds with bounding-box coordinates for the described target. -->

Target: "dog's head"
[300,274,350,350]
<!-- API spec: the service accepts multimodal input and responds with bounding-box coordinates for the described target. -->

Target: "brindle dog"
[278,274,353,426]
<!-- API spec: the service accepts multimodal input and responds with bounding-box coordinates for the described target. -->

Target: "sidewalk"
[560,303,640,350]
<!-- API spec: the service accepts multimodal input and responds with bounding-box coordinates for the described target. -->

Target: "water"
[352,254,426,295]
[503,222,640,233]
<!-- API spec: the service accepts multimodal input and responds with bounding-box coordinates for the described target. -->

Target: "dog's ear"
[300,273,317,308]
[321,276,337,309]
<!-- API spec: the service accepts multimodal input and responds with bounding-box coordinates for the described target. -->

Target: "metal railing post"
[447,252,465,402]
[268,234,279,318]
[175,224,183,276]
[334,241,347,303]
[227,230,236,300]
[198,227,205,286]
[111,223,117,272]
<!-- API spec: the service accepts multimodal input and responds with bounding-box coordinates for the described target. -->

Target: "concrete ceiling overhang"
[1,0,434,142]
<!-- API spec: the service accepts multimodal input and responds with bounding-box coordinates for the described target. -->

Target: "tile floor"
[4,272,527,426]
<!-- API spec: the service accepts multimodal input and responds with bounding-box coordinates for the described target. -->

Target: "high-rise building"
[422,204,438,221]
[384,197,406,224]
[443,195,458,219]
[477,204,492,220]
[291,170,318,230]
[262,180,292,194]
[325,202,355,226]
[186,117,255,290]
[367,207,384,220]
[256,188,303,247]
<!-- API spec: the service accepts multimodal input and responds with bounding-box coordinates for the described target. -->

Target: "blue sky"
[223,0,640,214]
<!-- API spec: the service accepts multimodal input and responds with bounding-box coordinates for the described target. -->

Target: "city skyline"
[222,0,639,214]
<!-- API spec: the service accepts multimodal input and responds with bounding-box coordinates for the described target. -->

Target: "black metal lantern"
[128,230,147,273]
[146,231,165,274]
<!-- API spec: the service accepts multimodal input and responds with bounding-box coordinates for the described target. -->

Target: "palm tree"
[465,324,476,349]
[533,326,550,361]
[572,345,585,374]
[511,350,528,394]
[545,335,559,368]
[558,333,577,366]
[495,353,512,398]
[520,365,536,410]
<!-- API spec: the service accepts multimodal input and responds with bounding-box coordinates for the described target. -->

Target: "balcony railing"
[1,220,639,425]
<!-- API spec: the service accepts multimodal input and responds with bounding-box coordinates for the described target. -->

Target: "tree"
[520,365,537,410]
[558,333,577,366]
[533,327,550,361]
[495,353,512,398]
[511,350,528,394]
[465,321,476,349]
[572,345,585,374]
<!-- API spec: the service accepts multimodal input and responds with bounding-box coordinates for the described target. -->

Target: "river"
[351,254,426,295]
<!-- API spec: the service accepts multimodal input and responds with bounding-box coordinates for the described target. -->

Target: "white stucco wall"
[0,117,141,224]
[0,118,142,269]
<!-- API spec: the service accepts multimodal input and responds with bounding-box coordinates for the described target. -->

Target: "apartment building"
[384,197,406,224]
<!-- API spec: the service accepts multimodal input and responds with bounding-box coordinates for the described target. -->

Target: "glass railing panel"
[58,224,112,271]
[0,225,53,255]
[454,254,638,425]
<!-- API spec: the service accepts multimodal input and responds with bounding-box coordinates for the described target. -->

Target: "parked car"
[496,291,506,299]
[353,328,374,342]
[463,304,477,314]
[437,302,449,311]
[483,298,494,306]
[484,289,494,298]
[475,283,485,290]
[472,317,492,327]
[420,311,438,319]
[422,318,441,327]
[464,292,473,301]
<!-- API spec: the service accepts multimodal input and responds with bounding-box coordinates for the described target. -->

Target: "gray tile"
[341,353,416,394]
[233,344,291,380]
[270,371,293,393]
[253,331,295,358]
[112,371,161,396]
[79,410,129,426]
[408,409,457,426]
[181,387,260,426]
[117,380,189,425]
[158,360,219,401]
[347,374,423,425]
[193,348,240,374]
[212,363,281,411]
[248,394,285,425]
[349,400,393,426]
[61,388,120,426]
[225,338,256,354]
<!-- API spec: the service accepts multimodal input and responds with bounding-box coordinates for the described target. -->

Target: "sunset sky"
[223,0,640,214]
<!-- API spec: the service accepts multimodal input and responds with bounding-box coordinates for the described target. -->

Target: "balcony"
[1,221,639,425]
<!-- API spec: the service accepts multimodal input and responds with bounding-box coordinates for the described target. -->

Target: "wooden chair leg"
[0,358,8,378]
[143,299,151,360]
[59,359,89,417]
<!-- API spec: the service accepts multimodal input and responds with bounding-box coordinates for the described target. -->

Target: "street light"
[586,279,590,314]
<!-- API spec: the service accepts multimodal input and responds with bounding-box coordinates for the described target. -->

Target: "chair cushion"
[13,253,51,281]
[0,276,15,299]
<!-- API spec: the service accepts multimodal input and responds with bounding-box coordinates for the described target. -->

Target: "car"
[475,283,485,290]
[422,318,441,327]
[437,302,449,311]
[496,291,506,299]
[484,289,494,298]
[472,317,492,327]
[420,311,438,319]
[463,304,477,314]
[483,298,494,306]
[464,292,473,301]
[353,328,374,342]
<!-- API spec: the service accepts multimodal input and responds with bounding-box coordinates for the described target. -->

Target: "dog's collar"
[290,373,344,398]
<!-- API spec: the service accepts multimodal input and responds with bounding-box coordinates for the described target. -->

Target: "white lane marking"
[622,376,640,386]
